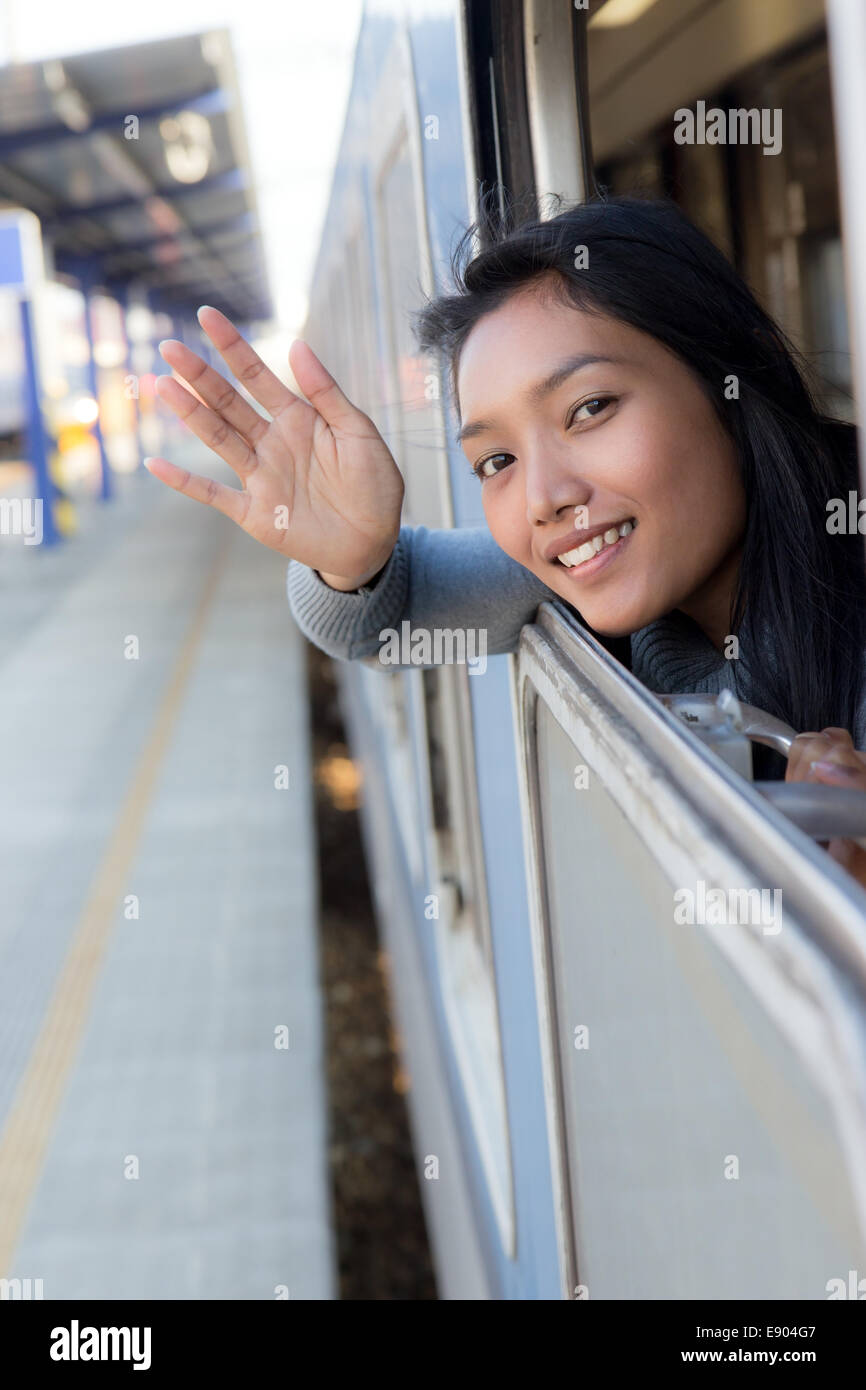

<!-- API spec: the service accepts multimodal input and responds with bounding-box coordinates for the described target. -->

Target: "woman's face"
[455,276,746,644]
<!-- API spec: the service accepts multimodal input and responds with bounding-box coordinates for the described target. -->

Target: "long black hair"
[413,194,866,739]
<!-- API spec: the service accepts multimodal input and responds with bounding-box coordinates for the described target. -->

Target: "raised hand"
[145,306,404,586]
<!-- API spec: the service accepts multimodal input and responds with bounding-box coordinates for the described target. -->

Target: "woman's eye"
[472,452,514,481]
[569,395,616,425]
[470,398,616,479]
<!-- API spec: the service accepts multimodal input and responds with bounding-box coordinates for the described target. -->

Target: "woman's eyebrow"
[456,353,623,443]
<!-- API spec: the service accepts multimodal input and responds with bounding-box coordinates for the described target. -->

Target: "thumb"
[289,339,365,434]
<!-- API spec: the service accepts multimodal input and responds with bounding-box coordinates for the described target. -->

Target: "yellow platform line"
[0,528,232,1274]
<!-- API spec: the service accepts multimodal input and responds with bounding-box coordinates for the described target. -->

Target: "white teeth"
[556,518,636,568]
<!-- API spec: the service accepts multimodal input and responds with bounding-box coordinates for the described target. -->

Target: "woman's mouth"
[553,518,636,580]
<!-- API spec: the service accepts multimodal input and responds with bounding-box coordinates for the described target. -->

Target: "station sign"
[0,209,45,295]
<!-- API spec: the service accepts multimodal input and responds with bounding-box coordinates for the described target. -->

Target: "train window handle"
[657,690,866,842]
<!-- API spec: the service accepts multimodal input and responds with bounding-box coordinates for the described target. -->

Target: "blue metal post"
[18,294,60,546]
[80,277,113,500]
[147,288,166,377]
[115,283,146,471]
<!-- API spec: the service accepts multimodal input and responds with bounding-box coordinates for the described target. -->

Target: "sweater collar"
[629,610,738,698]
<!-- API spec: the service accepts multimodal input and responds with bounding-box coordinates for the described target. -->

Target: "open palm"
[146,306,404,585]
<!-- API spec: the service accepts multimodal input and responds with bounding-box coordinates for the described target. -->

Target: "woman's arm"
[287,523,556,664]
[141,306,556,668]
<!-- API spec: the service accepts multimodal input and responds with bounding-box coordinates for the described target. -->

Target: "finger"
[804,729,864,782]
[787,732,830,782]
[143,456,249,527]
[820,726,855,744]
[158,338,270,448]
[809,756,866,789]
[288,339,373,436]
[155,374,257,480]
[786,732,853,781]
[196,305,299,418]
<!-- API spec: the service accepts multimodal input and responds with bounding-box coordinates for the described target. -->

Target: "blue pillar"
[115,283,146,472]
[19,295,60,546]
[79,275,112,500]
[147,289,167,377]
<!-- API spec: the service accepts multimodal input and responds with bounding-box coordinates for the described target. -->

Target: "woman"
[144,195,866,885]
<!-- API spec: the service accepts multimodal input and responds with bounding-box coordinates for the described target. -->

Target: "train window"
[420,665,493,965]
[586,0,852,418]
[462,0,538,229]
[518,603,866,1298]
[373,129,449,531]
[733,42,853,418]
[342,231,378,426]
[357,663,425,888]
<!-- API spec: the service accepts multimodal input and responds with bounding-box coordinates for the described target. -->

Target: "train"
[297,0,866,1299]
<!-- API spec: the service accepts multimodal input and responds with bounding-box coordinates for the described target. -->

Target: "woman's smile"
[544,516,637,581]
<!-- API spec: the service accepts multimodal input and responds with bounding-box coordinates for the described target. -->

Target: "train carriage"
[299,0,866,1299]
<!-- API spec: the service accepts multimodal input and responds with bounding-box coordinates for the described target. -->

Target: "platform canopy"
[0,28,271,329]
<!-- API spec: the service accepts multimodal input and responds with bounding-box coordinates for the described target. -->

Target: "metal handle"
[657,690,866,839]
[754,782,866,839]
[730,702,797,757]
[657,691,797,757]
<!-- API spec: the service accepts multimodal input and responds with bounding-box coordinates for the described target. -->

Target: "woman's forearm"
[287,523,555,665]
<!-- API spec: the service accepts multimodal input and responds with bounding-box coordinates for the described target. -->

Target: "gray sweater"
[286,523,866,747]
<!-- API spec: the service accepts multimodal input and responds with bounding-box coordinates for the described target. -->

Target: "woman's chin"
[551,587,657,639]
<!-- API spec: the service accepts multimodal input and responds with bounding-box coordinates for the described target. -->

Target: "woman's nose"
[523,441,591,526]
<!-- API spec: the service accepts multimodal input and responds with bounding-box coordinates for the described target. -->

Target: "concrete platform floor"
[0,447,336,1299]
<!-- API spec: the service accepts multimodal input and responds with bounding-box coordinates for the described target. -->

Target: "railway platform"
[0,442,336,1300]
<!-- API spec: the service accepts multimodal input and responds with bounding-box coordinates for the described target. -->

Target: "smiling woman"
[410,196,866,877]
[144,196,866,889]
[306,195,866,881]
[411,195,866,733]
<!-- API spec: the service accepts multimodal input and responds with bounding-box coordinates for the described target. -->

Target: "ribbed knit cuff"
[286,535,410,659]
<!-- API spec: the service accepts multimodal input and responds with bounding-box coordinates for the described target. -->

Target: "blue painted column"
[18,294,60,546]
[114,283,146,472]
[146,288,165,378]
[79,272,112,500]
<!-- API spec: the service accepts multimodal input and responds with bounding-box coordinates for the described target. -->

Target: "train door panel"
[515,602,866,1299]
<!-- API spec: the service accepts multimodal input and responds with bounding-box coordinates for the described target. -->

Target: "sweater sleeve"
[286,523,556,665]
